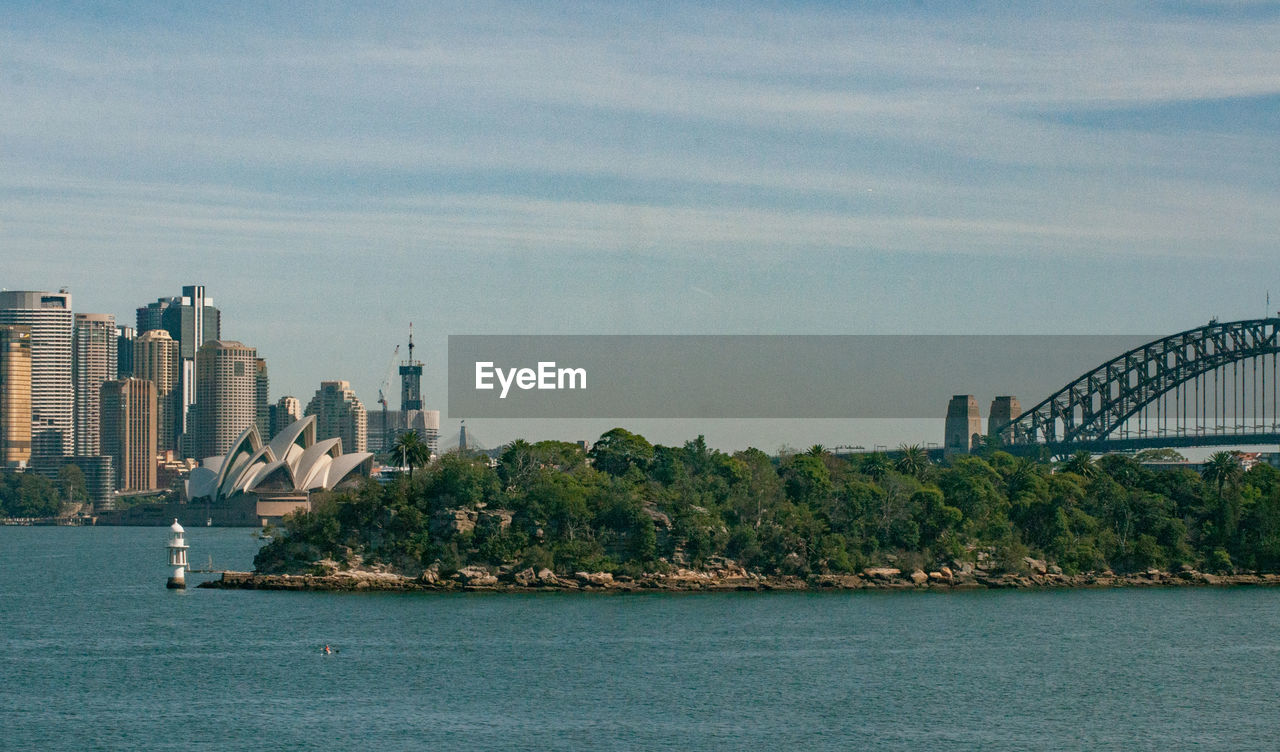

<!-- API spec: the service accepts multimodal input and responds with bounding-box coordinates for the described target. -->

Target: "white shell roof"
[185,415,373,503]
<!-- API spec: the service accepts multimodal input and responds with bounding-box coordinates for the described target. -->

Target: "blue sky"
[3,1,1280,450]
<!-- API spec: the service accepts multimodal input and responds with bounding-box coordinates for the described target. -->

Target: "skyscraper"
[136,285,220,449]
[304,381,367,453]
[0,325,33,469]
[116,325,135,378]
[0,290,73,458]
[270,395,301,439]
[100,378,157,491]
[399,326,424,434]
[255,357,270,440]
[133,329,179,452]
[190,340,257,460]
[73,313,117,456]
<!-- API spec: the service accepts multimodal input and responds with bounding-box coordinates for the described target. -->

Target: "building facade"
[73,313,117,456]
[100,378,158,491]
[190,340,258,460]
[410,409,440,456]
[0,290,74,458]
[116,325,135,378]
[255,357,270,440]
[370,408,439,455]
[269,395,301,439]
[304,381,368,453]
[0,325,33,468]
[133,329,180,453]
[136,285,220,447]
[367,408,397,453]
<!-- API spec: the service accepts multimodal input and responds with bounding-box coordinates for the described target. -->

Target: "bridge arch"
[994,318,1280,449]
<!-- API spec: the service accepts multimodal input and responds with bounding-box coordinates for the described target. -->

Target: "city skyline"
[3,3,1280,449]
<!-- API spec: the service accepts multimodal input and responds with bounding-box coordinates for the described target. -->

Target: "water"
[3,527,1280,751]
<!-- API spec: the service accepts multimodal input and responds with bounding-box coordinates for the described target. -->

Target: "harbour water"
[3,526,1279,751]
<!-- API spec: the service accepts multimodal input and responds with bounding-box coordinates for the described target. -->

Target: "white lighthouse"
[167,519,189,589]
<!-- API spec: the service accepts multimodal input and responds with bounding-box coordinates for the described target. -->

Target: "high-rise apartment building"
[133,329,179,452]
[0,325,33,468]
[136,285,220,449]
[116,325,135,378]
[100,378,157,491]
[269,395,301,439]
[0,290,73,458]
[255,357,270,440]
[190,340,257,460]
[73,313,117,456]
[367,409,397,453]
[304,380,367,453]
[418,409,440,457]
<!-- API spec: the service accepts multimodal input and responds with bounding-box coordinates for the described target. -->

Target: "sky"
[3,1,1280,451]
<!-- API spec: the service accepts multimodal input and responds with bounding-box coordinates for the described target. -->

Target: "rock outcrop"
[199,566,1280,594]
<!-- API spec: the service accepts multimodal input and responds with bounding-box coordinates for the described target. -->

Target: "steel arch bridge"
[994,318,1280,455]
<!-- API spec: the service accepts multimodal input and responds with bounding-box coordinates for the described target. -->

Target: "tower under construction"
[399,324,423,422]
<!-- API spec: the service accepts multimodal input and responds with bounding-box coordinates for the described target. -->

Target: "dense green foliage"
[0,472,64,518]
[254,432,1280,578]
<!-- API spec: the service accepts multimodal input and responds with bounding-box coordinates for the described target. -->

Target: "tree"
[783,454,832,506]
[58,464,87,504]
[392,431,431,478]
[1134,448,1187,463]
[0,472,60,518]
[1202,451,1243,500]
[1003,456,1043,499]
[1059,451,1097,480]
[588,428,654,476]
[526,469,589,541]
[860,452,892,481]
[425,452,501,509]
[498,439,537,489]
[894,444,930,481]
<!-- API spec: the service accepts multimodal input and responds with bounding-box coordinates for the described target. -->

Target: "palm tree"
[1202,451,1244,546]
[806,444,828,458]
[894,443,930,481]
[1060,450,1097,480]
[861,452,892,480]
[1005,457,1039,497]
[393,430,431,479]
[1201,451,1242,499]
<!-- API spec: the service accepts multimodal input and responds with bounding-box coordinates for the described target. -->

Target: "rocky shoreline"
[198,560,1280,594]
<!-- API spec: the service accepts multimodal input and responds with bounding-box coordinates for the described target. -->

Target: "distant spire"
[408,322,414,361]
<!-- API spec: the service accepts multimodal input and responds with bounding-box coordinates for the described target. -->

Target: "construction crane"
[376,344,400,453]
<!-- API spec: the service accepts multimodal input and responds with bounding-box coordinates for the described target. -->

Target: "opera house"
[185,415,373,523]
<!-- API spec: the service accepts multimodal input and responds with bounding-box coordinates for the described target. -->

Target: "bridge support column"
[945,395,982,456]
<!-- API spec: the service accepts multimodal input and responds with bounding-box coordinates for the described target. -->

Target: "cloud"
[2,4,1279,306]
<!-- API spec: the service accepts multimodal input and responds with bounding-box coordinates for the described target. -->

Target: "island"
[201,429,1280,593]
